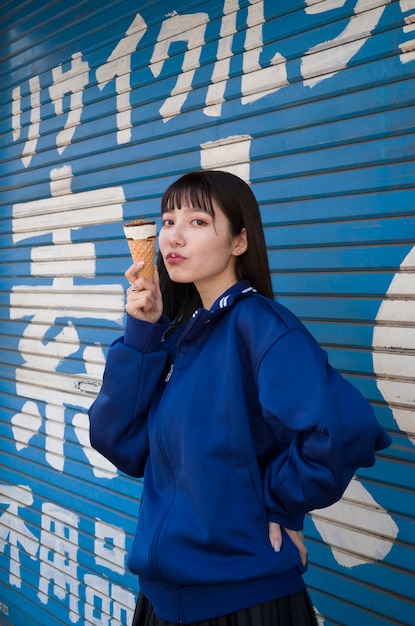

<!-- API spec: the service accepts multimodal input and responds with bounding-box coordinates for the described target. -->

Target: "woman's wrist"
[123,313,170,352]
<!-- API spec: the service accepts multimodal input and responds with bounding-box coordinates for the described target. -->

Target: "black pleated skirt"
[132,590,319,626]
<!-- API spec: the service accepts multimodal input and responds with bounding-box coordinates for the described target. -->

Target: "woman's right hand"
[125,263,163,324]
[269,522,307,567]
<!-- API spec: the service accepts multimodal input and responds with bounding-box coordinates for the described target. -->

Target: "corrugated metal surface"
[1,1,414,624]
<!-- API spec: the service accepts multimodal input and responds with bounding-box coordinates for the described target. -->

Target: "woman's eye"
[162,218,174,227]
[192,218,207,226]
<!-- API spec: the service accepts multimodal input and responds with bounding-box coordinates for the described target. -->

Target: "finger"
[127,287,151,304]
[284,528,308,566]
[126,294,155,317]
[125,262,145,284]
[297,543,308,567]
[127,285,141,297]
[152,264,160,287]
[152,266,162,302]
[131,265,160,293]
[268,521,282,552]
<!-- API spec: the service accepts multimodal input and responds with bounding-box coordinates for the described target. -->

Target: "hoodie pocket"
[235,465,271,551]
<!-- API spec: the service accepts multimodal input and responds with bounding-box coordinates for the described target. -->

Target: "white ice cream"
[123,221,156,240]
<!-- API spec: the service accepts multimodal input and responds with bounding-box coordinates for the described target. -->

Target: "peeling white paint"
[311,479,398,567]
[150,12,209,120]
[200,135,252,182]
[301,0,390,87]
[10,166,125,475]
[373,246,415,444]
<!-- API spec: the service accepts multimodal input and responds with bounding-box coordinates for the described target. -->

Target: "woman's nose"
[168,224,185,246]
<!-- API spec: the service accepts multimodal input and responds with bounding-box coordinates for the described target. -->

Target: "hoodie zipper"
[148,307,231,577]
[149,364,188,623]
[165,364,174,382]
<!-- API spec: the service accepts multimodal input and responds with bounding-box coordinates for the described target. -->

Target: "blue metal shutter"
[1,1,414,624]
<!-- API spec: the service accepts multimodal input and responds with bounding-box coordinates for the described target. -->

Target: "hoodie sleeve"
[88,314,170,477]
[258,328,391,531]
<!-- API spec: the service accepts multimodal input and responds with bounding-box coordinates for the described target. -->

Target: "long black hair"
[157,170,273,322]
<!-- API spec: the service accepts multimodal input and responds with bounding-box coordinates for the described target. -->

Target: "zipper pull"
[165,364,174,382]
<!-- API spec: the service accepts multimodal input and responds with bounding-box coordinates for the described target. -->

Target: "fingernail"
[136,261,145,267]
[273,540,281,552]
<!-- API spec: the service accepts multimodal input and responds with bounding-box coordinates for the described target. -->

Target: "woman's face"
[158,198,243,309]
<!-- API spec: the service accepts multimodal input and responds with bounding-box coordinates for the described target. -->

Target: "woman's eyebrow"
[177,205,207,212]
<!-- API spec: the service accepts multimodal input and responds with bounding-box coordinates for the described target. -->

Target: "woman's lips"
[165,252,185,264]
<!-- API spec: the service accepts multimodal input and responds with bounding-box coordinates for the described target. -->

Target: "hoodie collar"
[180,281,257,340]
[208,280,257,313]
[161,281,257,346]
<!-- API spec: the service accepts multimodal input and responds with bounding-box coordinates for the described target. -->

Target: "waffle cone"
[127,237,156,281]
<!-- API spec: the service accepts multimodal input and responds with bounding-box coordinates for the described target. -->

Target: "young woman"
[89,170,391,626]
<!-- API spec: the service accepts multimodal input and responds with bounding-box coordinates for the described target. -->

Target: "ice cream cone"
[123,219,156,281]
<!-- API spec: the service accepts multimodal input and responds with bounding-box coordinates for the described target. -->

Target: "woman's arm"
[89,317,170,477]
[89,264,170,477]
[258,328,391,530]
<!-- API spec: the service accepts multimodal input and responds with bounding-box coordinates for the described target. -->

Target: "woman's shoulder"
[234,291,305,334]
[224,293,311,365]
[230,292,323,373]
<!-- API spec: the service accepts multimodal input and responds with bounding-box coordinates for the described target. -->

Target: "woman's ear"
[232,228,248,256]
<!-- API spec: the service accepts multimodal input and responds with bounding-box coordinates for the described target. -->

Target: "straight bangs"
[161,172,216,217]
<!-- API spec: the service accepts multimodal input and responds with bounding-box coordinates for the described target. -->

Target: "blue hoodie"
[89,281,391,624]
